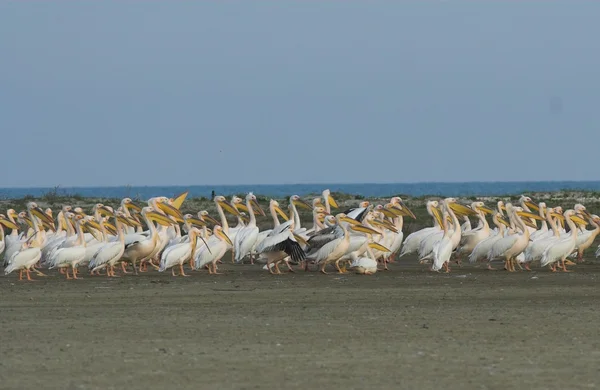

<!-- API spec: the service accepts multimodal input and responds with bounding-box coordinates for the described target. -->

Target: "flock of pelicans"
[0,189,599,281]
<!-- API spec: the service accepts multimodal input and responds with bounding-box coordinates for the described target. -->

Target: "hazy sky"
[1,2,598,187]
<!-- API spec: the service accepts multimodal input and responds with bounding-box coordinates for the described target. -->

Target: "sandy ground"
[1,257,600,390]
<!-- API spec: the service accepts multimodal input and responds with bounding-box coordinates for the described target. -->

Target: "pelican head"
[290,195,312,210]
[322,189,338,209]
[247,192,266,216]
[214,195,241,216]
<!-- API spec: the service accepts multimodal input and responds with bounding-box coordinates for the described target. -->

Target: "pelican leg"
[523,263,531,271]
[515,260,524,271]
[561,258,572,272]
[150,259,160,270]
[189,258,194,270]
[319,263,328,275]
[443,262,451,273]
[179,263,190,277]
[212,262,223,275]
[335,260,345,274]
[33,268,47,277]
[18,269,23,281]
[59,268,65,274]
[73,266,82,279]
[25,268,35,281]
[231,250,235,264]
[65,268,72,280]
[121,262,129,274]
[274,262,283,275]
[285,261,295,273]
[487,264,496,271]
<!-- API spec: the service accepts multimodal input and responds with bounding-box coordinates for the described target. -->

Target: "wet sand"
[1,258,600,390]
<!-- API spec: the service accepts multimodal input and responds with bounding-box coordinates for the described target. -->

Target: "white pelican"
[194,225,233,274]
[522,207,563,269]
[418,198,473,262]
[468,212,510,268]
[0,215,19,257]
[321,189,339,215]
[48,213,90,279]
[432,207,453,272]
[4,203,49,280]
[118,207,174,274]
[308,214,371,274]
[159,227,207,276]
[487,204,544,271]
[540,210,587,272]
[255,220,305,274]
[89,211,140,276]
[233,193,265,263]
[572,214,600,262]
[399,200,442,257]
[455,202,494,260]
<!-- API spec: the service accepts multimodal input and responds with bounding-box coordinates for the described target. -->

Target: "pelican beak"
[274,206,289,221]
[517,211,545,221]
[478,206,495,215]
[369,242,391,252]
[170,191,189,210]
[431,207,444,227]
[293,234,308,246]
[521,218,537,229]
[218,230,233,246]
[339,216,361,226]
[580,209,592,219]
[157,202,184,222]
[399,201,416,219]
[525,202,539,211]
[126,203,142,213]
[86,220,103,231]
[293,198,313,211]
[103,222,118,236]
[84,224,103,242]
[99,206,115,216]
[187,217,207,227]
[497,217,511,228]
[550,213,565,221]
[449,203,477,216]
[32,207,54,226]
[117,215,136,227]
[203,214,221,226]
[218,201,242,217]
[379,207,398,219]
[147,211,175,226]
[236,204,249,212]
[0,218,19,230]
[327,195,339,209]
[351,225,381,236]
[251,199,266,216]
[570,215,588,226]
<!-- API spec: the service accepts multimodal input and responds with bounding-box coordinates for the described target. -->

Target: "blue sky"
[1,2,598,187]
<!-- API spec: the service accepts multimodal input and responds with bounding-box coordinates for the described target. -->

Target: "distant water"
[1,181,600,200]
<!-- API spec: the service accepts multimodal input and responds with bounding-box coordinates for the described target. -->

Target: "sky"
[1,2,599,187]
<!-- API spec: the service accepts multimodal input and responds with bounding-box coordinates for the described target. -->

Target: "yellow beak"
[251,199,266,216]
[126,203,142,213]
[327,195,339,209]
[477,206,495,215]
[339,216,361,226]
[157,202,184,222]
[293,234,308,246]
[218,201,242,217]
[369,242,391,252]
[170,191,189,210]
[147,211,175,227]
[449,203,477,216]
[517,211,545,221]
[274,206,289,221]
[398,200,416,219]
[293,198,313,211]
[431,206,444,227]
[0,218,19,230]
[350,225,382,236]
[218,230,233,246]
[525,201,539,211]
